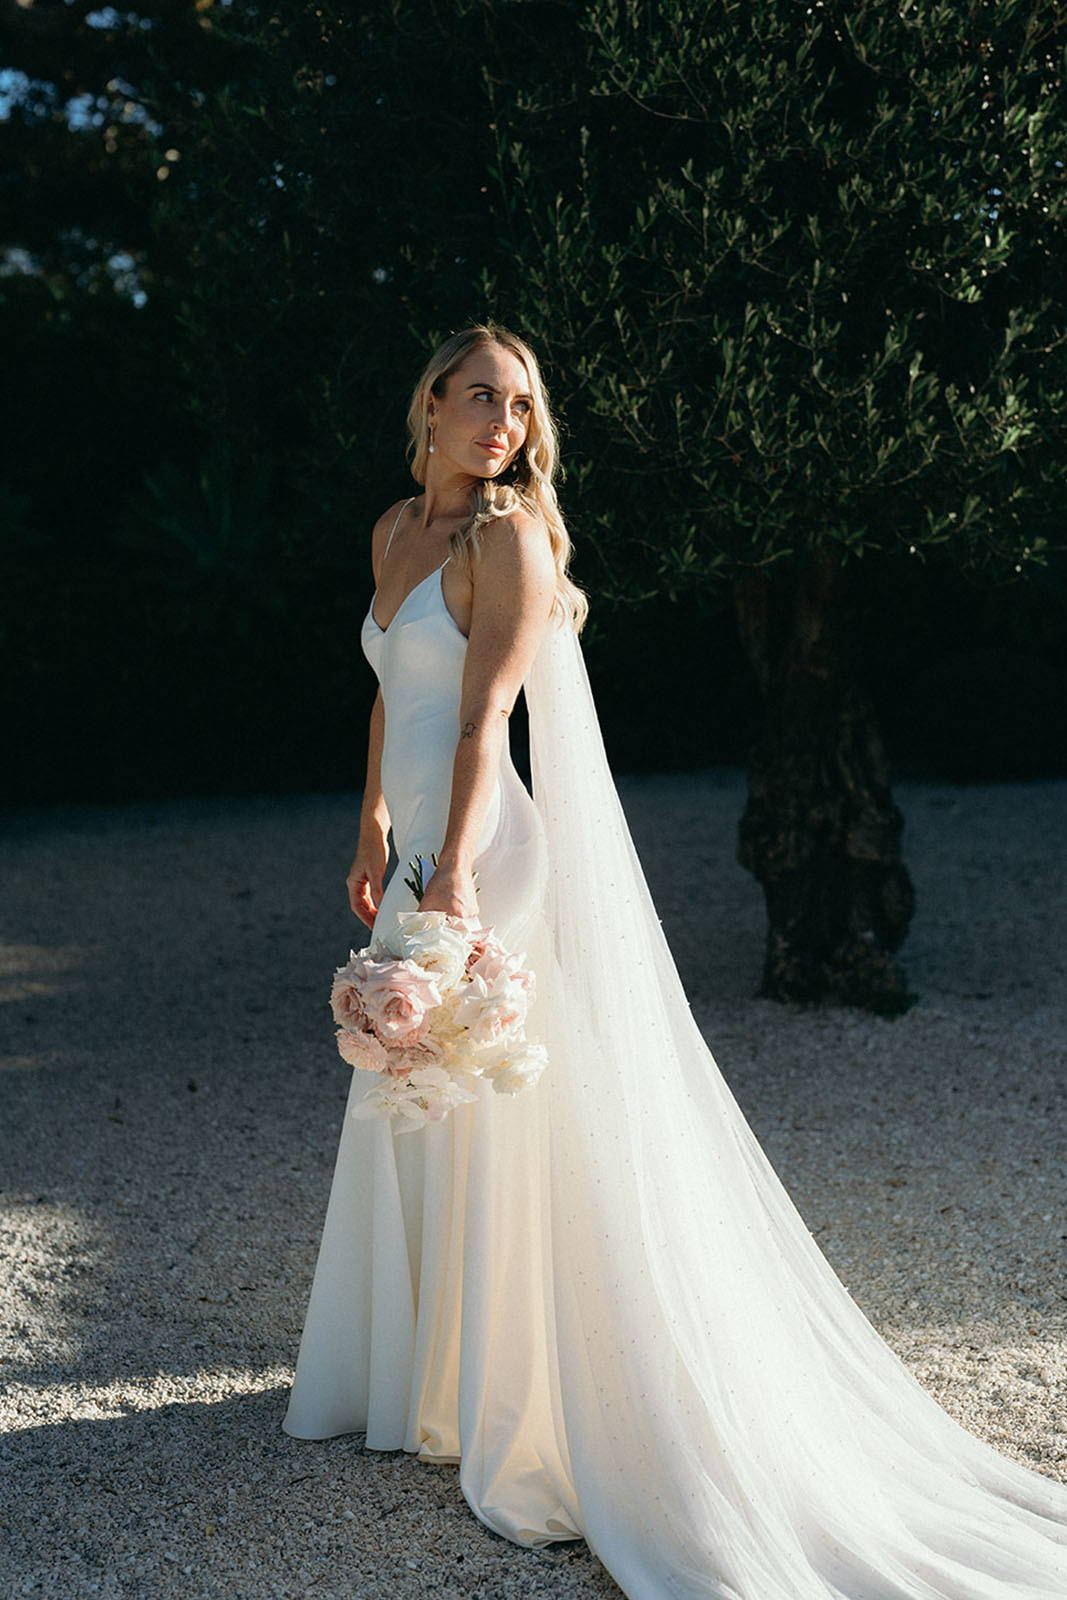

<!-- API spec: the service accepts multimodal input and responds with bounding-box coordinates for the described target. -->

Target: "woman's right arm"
[348,503,402,928]
[347,685,390,928]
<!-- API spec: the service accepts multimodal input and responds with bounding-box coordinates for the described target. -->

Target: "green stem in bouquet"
[403,850,480,902]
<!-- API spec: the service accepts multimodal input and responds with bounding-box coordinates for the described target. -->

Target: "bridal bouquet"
[329,856,547,1131]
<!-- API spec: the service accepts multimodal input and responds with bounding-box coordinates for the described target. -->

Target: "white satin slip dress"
[282,501,583,1546]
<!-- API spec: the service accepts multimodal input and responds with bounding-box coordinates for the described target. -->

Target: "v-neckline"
[368,558,451,636]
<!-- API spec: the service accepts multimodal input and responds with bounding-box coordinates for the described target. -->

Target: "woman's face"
[428,344,533,480]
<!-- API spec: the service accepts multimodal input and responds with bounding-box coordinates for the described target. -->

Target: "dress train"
[283,521,1067,1597]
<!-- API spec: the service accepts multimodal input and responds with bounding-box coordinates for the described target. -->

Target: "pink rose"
[330,973,370,1032]
[360,956,443,1047]
[463,924,501,971]
[386,1035,446,1080]
[335,1027,389,1073]
[468,944,535,1003]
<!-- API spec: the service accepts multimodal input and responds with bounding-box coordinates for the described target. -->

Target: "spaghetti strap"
[382,496,415,565]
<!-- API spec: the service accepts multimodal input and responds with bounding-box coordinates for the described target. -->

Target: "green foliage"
[0,0,211,299]
[118,443,278,572]
[467,0,1067,596]
[45,0,1067,600]
[3,0,1067,801]
[113,439,308,638]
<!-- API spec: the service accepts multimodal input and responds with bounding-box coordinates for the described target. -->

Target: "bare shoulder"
[468,508,557,640]
[370,495,415,579]
[473,508,555,584]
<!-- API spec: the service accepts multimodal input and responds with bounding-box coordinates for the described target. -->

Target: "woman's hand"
[347,829,389,929]
[418,858,480,922]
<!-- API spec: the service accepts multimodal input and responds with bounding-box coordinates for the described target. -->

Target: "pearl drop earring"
[427,421,436,455]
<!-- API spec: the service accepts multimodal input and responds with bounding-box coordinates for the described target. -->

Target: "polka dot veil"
[519,613,1067,1599]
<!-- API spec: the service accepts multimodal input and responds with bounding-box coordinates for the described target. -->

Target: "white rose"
[453,970,530,1047]
[351,1060,478,1130]
[385,911,471,995]
[480,1040,548,1096]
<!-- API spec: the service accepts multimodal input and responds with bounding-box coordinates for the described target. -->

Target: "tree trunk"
[732,546,916,1015]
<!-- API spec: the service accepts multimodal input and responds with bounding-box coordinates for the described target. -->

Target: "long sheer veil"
[521,612,1067,1599]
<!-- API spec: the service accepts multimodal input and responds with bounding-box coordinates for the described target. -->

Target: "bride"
[282,322,1067,1598]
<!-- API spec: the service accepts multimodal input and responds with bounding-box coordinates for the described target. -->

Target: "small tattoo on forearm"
[460,709,508,738]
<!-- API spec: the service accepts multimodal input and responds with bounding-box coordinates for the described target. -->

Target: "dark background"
[2,0,1065,807]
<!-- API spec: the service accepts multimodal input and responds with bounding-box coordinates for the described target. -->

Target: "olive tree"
[471,0,1067,1012]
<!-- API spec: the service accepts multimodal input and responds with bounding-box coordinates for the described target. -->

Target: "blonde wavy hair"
[404,321,589,634]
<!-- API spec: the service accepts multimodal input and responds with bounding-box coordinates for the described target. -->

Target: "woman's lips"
[476,442,507,456]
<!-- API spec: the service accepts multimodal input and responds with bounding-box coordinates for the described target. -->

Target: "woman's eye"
[475,390,530,414]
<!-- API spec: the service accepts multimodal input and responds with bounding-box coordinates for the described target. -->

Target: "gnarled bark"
[732,547,916,1015]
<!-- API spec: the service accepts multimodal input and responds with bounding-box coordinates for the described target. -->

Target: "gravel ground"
[1,771,1065,1600]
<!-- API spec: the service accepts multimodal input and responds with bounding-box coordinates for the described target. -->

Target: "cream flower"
[481,1040,549,1096]
[351,1063,479,1130]
[452,969,530,1047]
[386,910,471,995]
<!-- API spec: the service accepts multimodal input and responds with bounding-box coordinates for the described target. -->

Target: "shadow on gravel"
[1,780,1065,1596]
[0,1386,616,1599]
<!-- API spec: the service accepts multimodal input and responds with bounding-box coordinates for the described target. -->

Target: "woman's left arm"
[420,512,557,918]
